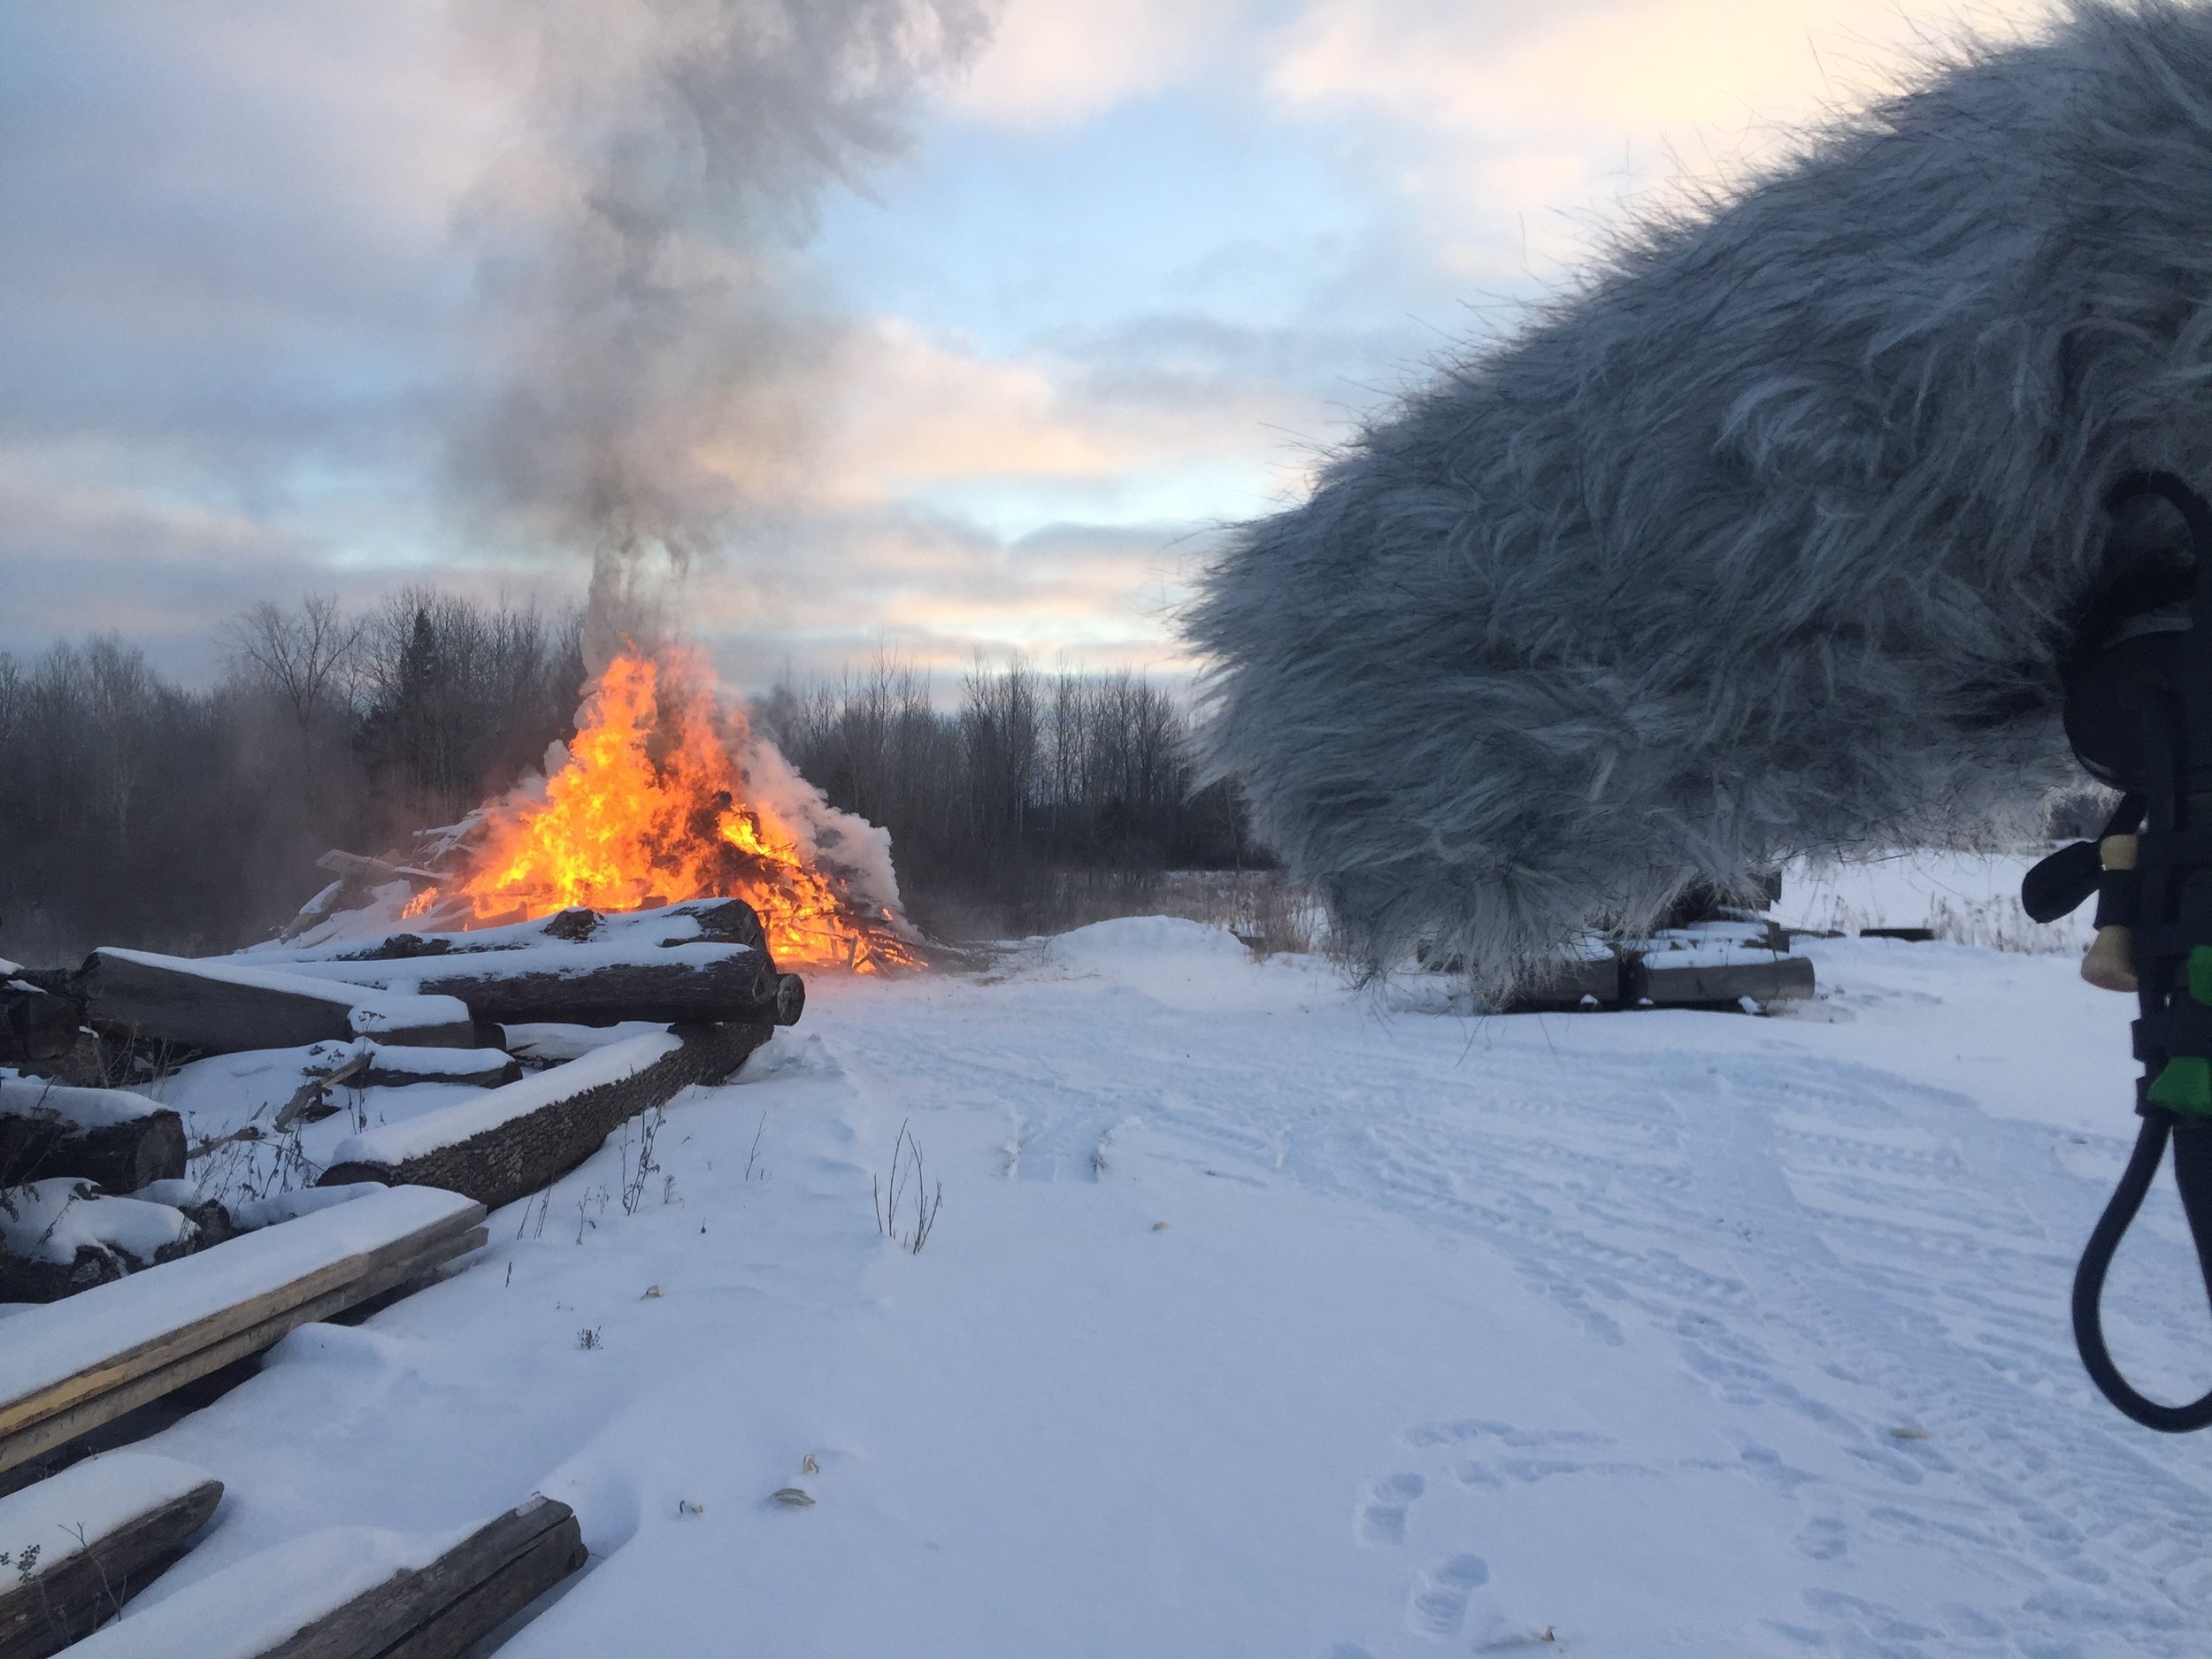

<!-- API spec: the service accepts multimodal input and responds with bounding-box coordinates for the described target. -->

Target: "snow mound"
[1045,917,1253,974]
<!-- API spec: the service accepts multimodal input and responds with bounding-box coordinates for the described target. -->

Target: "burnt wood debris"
[0,895,795,1648]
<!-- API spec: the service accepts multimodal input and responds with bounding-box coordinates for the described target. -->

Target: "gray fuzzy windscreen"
[1184,0,2212,995]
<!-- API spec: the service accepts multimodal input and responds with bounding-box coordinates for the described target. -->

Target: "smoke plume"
[451,0,990,666]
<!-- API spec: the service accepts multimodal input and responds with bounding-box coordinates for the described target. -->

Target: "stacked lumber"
[319,1024,772,1210]
[0,1186,485,1477]
[0,1451,222,1657]
[58,1496,586,1659]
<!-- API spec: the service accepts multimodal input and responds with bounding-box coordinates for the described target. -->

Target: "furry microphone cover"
[1185,0,2212,994]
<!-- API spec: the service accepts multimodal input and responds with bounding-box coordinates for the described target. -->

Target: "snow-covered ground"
[63,856,2212,1657]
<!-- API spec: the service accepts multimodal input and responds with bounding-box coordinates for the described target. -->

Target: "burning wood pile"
[290,646,922,975]
[2,639,923,1306]
[0,651,920,1650]
[1,897,804,1304]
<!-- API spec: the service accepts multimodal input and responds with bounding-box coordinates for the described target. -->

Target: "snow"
[0,1074,165,1130]
[0,1450,214,1573]
[69,911,2212,1656]
[328,1032,684,1168]
[0,1186,479,1412]
[358,1043,513,1078]
[505,1020,670,1064]
[0,1179,196,1266]
[145,1043,495,1206]
[347,995,472,1037]
[248,897,752,965]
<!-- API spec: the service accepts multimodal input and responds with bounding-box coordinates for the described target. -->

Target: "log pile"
[3,896,796,1311]
[0,897,786,1656]
[319,1023,772,1210]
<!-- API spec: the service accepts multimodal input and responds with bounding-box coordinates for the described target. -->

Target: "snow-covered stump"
[83,950,478,1056]
[0,1187,486,1478]
[0,1079,184,1194]
[56,1496,586,1659]
[318,1023,772,1210]
[0,1452,221,1658]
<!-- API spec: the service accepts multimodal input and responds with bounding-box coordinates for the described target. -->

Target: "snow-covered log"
[318,1023,772,1210]
[0,1186,485,1476]
[0,1452,221,1657]
[280,941,797,1029]
[0,1079,184,1194]
[0,966,80,1068]
[0,1181,200,1304]
[84,949,477,1055]
[255,895,770,965]
[54,1495,585,1659]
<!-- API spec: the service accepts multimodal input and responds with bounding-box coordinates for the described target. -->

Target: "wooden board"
[260,1497,586,1659]
[0,1189,484,1468]
[0,1225,483,1479]
[0,1466,221,1658]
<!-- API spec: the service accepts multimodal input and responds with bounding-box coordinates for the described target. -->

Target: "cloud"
[1265,0,2066,277]
[946,0,1256,127]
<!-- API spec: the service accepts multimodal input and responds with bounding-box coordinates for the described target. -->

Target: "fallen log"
[0,1079,184,1194]
[55,1496,586,1659]
[0,1452,222,1658]
[319,1023,773,1210]
[0,1181,200,1304]
[84,949,477,1055]
[1630,950,1816,1007]
[0,966,81,1068]
[0,1187,486,1477]
[267,941,800,1028]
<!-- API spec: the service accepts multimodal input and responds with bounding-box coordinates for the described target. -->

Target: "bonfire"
[304,644,921,973]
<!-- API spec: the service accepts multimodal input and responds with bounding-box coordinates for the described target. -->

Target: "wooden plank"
[0,1228,485,1477]
[0,1188,483,1448]
[319,1024,772,1211]
[260,1498,582,1659]
[0,1463,221,1659]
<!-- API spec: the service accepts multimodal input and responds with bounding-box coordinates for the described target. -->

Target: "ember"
[403,646,919,973]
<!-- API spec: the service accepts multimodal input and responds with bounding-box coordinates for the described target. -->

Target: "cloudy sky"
[0,0,2058,687]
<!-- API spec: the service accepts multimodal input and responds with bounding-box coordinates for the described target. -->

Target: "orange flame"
[406,648,918,973]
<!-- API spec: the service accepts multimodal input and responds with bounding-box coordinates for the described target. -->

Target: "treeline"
[0,594,1259,962]
[0,593,582,964]
[757,657,1263,936]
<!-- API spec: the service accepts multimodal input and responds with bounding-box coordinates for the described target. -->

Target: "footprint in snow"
[1355,1473,1424,1547]
[1406,1554,1491,1640]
